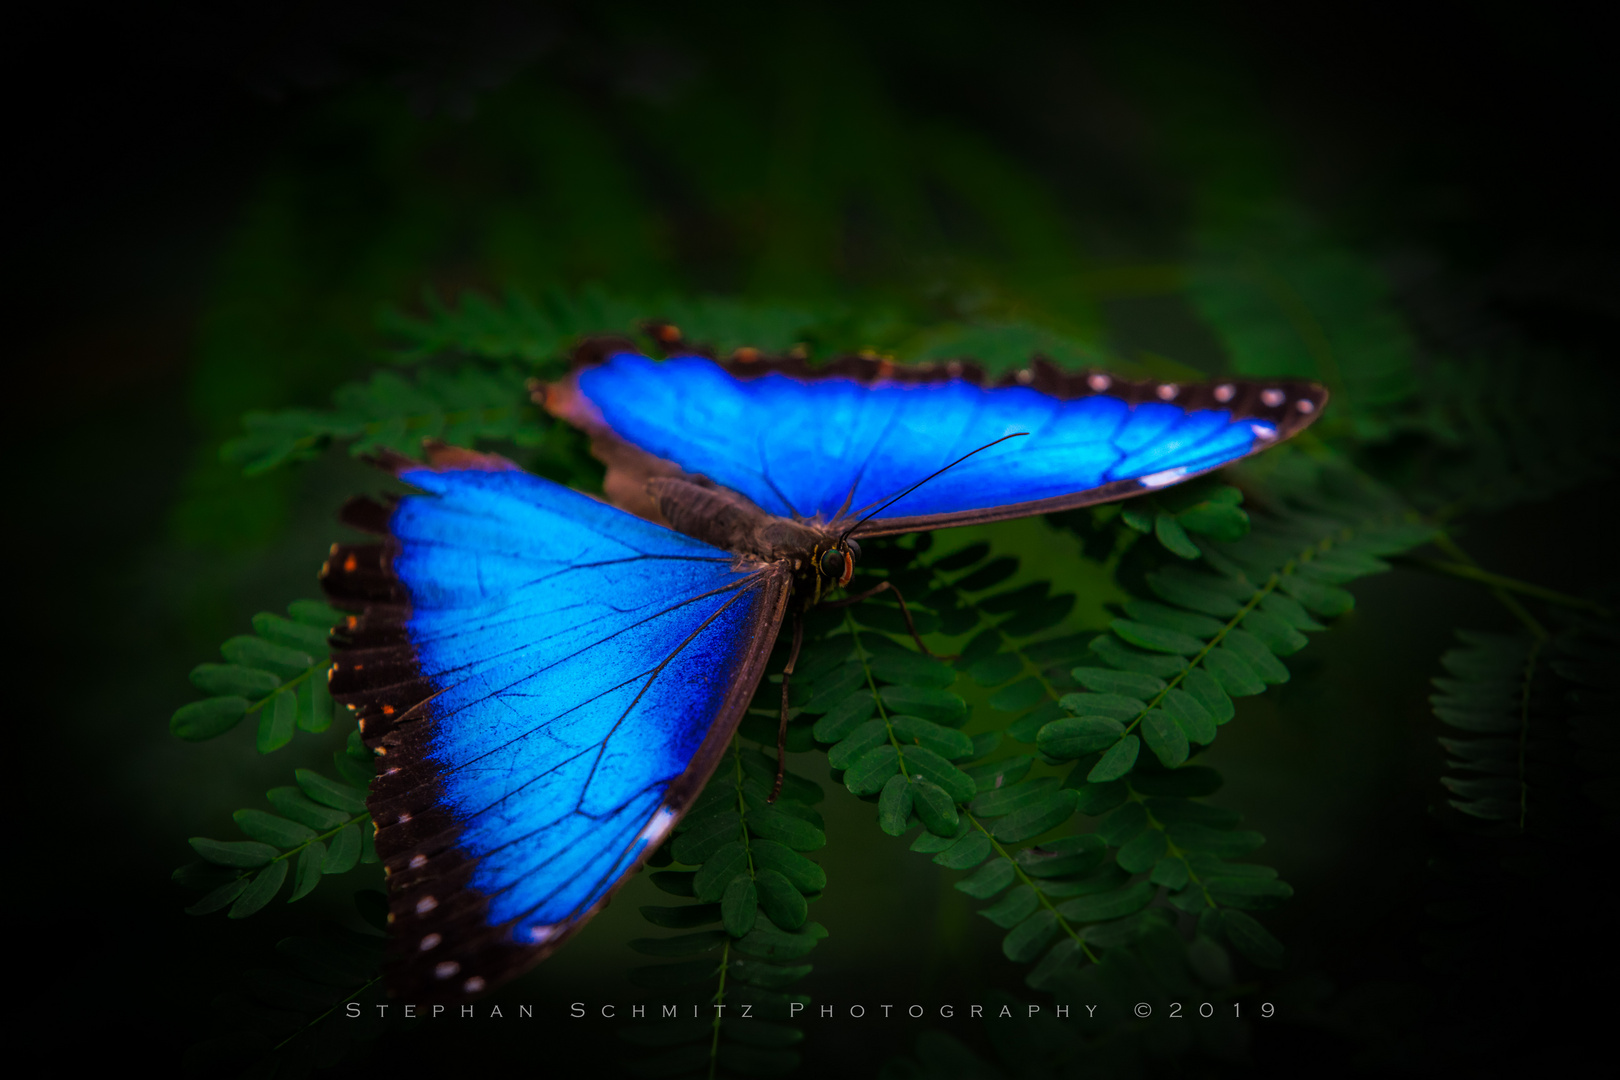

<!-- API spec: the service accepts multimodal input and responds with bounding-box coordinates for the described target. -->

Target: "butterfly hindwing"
[323,447,790,1000]
[547,351,1326,535]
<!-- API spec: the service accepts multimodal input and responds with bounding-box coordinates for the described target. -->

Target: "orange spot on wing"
[343,554,358,573]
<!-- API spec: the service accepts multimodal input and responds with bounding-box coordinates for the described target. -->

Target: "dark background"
[18,1,1616,1075]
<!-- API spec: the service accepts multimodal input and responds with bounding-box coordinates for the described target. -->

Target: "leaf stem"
[1398,555,1606,617]
[271,972,386,1054]
[245,662,323,716]
[843,610,911,780]
[1429,534,1555,635]
[963,810,1100,965]
[708,939,730,1080]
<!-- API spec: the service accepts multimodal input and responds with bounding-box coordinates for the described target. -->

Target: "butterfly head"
[811,538,860,596]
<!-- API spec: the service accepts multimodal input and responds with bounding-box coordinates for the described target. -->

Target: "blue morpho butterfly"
[321,331,1326,1000]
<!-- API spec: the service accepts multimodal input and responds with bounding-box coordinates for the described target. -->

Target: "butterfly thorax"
[646,476,852,607]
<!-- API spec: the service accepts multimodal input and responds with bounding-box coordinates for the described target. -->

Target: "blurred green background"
[20,1,1616,1075]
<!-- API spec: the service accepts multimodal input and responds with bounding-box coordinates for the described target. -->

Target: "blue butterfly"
[323,338,1325,998]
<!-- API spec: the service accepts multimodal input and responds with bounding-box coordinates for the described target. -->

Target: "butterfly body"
[322,343,1326,999]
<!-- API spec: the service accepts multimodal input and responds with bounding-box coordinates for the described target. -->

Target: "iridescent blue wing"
[547,351,1326,536]
[323,446,789,1000]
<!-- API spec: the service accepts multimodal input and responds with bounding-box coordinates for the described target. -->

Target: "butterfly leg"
[772,614,805,803]
[822,581,954,660]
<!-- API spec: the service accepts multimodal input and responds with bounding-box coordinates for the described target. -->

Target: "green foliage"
[1432,622,1619,832]
[221,361,545,476]
[169,279,1618,1075]
[180,893,400,1078]
[624,741,825,1078]
[1395,350,1620,514]
[159,48,1615,1070]
[1188,212,1420,439]
[1044,458,1432,787]
[174,731,378,918]
[171,600,344,749]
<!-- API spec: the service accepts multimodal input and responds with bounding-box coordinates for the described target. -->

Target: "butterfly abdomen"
[647,476,826,561]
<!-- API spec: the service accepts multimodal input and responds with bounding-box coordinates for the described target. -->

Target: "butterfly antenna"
[837,432,1028,542]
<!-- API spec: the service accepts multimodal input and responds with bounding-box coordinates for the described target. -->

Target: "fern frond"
[1187,210,1420,439]
[1043,455,1432,784]
[625,738,822,1077]
[181,895,395,1076]
[174,734,378,919]
[170,600,345,750]
[220,361,547,476]
[1401,350,1620,513]
[1431,631,1542,828]
[383,286,849,367]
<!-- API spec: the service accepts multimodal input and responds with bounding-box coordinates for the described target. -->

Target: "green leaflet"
[1072,667,1166,698]
[755,870,808,930]
[747,803,826,851]
[1058,692,1144,719]
[322,825,362,874]
[1002,910,1060,963]
[295,770,366,813]
[879,685,968,725]
[171,697,249,741]
[640,904,723,930]
[980,884,1039,928]
[1089,736,1141,782]
[229,859,289,918]
[890,715,976,760]
[1016,835,1106,878]
[1039,715,1125,758]
[221,636,313,679]
[1112,619,1203,656]
[899,746,977,802]
[190,664,281,698]
[911,777,961,836]
[190,838,277,868]
[843,745,901,795]
[1221,910,1286,968]
[722,877,759,937]
[968,652,1023,687]
[673,810,743,865]
[752,842,827,893]
[934,831,992,870]
[231,810,315,849]
[956,858,1017,899]
[257,688,298,753]
[878,773,914,836]
[289,843,324,902]
[989,790,1079,843]
[812,692,876,742]
[1055,881,1154,923]
[1142,709,1190,767]
[252,612,331,653]
[267,787,349,831]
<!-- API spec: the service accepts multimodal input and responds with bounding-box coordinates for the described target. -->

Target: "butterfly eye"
[819,548,846,579]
